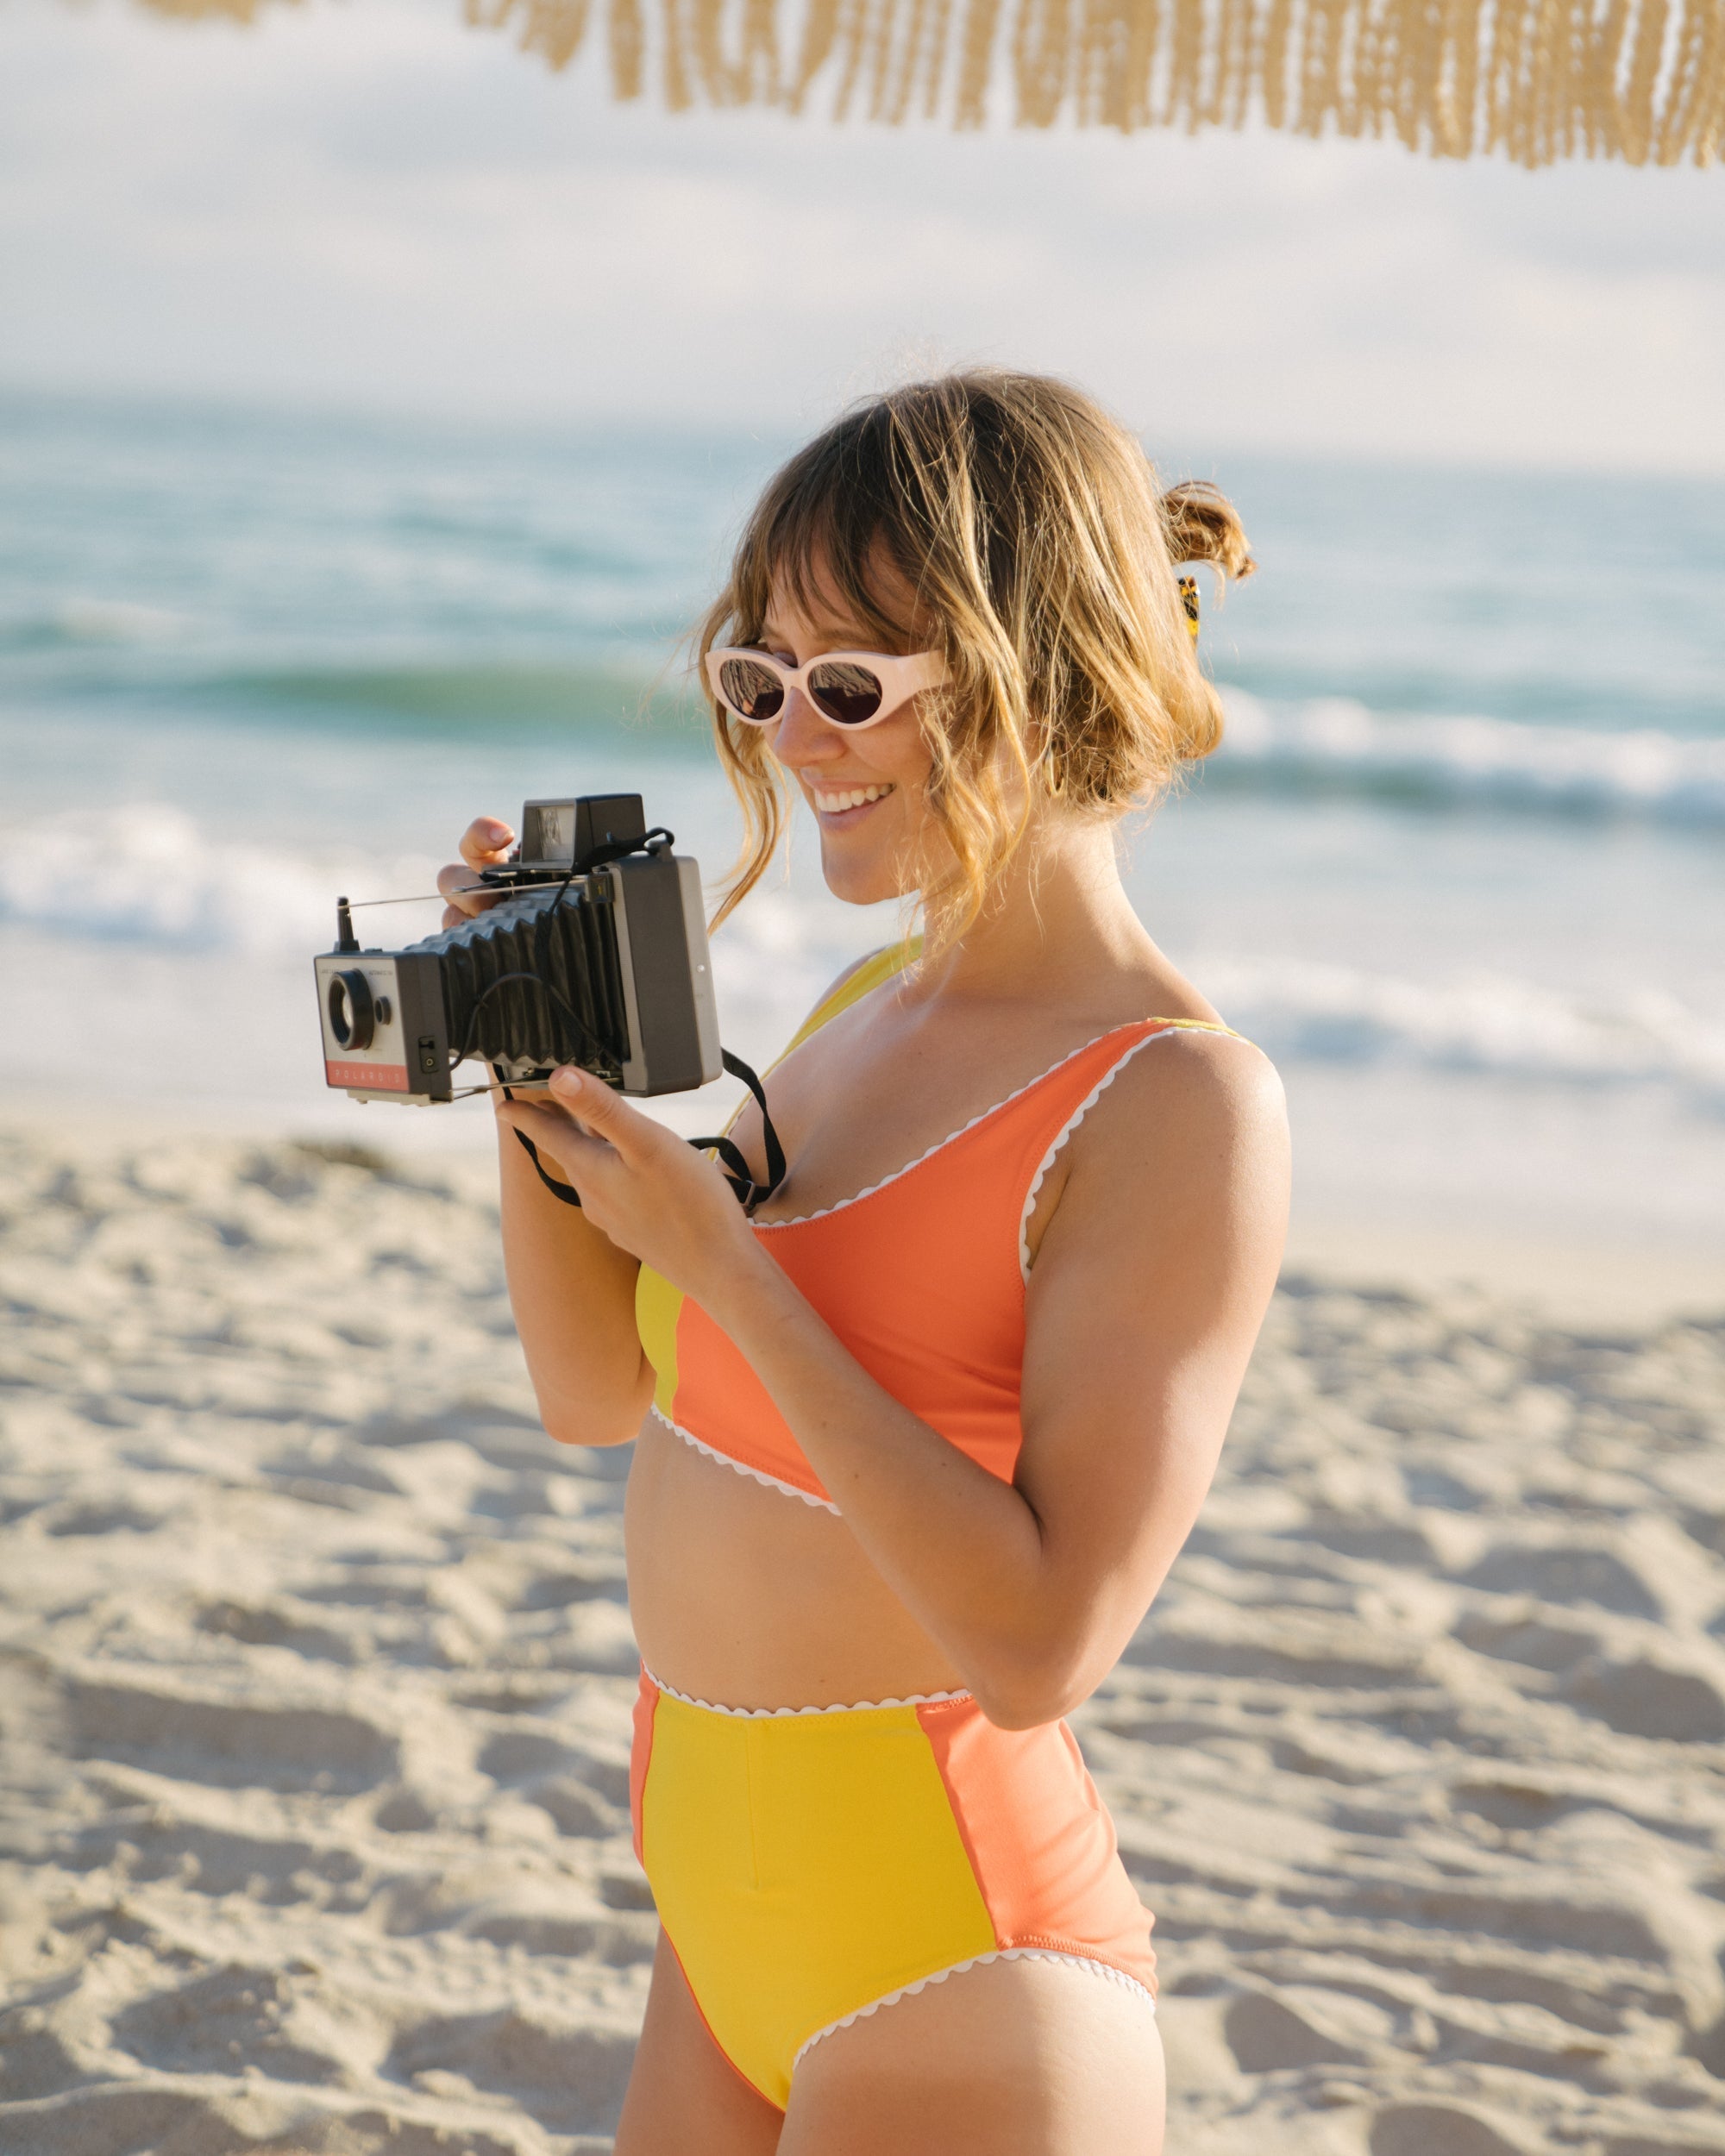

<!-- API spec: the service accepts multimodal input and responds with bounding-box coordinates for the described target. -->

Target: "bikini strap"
[775,939,921,1068]
[1142,1016,1248,1044]
[1014,1017,1255,1277]
[710,939,920,1158]
[1013,1018,1247,1159]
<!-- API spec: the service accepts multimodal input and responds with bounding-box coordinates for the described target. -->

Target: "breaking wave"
[0,805,410,958]
[1201,955,1725,1104]
[1213,695,1725,825]
[9,809,1715,1105]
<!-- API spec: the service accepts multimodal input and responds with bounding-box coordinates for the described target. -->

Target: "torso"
[624,945,1228,1711]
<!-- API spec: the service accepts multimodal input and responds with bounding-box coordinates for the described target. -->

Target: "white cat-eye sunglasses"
[706,647,947,733]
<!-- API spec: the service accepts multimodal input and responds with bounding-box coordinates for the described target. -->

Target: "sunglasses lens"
[718,657,785,724]
[808,662,886,727]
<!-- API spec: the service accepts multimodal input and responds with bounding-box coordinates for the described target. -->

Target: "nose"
[768,688,842,769]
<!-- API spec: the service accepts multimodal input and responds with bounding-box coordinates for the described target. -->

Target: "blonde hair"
[698,370,1254,955]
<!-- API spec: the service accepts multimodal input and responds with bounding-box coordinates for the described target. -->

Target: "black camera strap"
[692,1050,789,1210]
[506,1046,787,1218]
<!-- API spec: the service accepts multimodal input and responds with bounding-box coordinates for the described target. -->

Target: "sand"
[3,1123,1725,2156]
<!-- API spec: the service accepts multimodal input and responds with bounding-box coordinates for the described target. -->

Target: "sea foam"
[1215,695,1725,824]
[1200,956,1725,1104]
[0,805,389,956]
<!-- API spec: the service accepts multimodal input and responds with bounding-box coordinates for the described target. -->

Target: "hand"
[437,816,517,929]
[495,1067,768,1312]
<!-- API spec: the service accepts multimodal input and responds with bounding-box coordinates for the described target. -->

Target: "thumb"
[549,1066,643,1150]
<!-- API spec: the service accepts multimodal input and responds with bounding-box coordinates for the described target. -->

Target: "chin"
[819,841,905,909]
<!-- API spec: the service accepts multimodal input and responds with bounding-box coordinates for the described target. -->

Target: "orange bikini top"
[634,945,1241,1515]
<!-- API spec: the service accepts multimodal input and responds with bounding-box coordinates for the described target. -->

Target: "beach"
[4,1118,1724,2154]
[3,391,1723,2152]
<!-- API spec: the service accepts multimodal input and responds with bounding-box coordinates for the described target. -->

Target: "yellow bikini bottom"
[629,1667,1157,2110]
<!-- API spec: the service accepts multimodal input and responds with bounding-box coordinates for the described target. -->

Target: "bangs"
[740,414,932,655]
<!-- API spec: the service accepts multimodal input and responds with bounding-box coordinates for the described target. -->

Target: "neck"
[912,814,1154,1007]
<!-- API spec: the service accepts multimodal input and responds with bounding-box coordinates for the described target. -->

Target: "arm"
[437,816,648,1447]
[496,1119,651,1447]
[496,1036,1289,1720]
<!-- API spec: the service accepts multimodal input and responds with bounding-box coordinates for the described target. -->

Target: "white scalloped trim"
[1018,1021,1244,1282]
[642,1664,971,1718]
[792,1949,1156,2074]
[648,1406,840,1514]
[752,1026,1146,1232]
[1017,1031,1176,1282]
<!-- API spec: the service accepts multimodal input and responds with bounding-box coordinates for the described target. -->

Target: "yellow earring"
[1178,574,1201,642]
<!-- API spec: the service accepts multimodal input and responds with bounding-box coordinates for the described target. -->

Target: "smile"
[809,782,894,815]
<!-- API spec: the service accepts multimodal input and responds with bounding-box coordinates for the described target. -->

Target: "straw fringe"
[956,0,1007,119]
[152,0,1725,162]
[139,0,275,17]
[610,0,645,93]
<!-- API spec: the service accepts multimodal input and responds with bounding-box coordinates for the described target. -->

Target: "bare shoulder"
[1138,1024,1286,1132]
[1081,1019,1283,1141]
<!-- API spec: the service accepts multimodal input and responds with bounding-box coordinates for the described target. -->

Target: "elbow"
[969,1645,1095,1733]
[541,1415,637,1450]
[973,1690,1065,1733]
[536,1383,652,1451]
[539,1402,643,1450]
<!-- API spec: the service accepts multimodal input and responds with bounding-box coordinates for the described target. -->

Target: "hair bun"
[1161,480,1256,581]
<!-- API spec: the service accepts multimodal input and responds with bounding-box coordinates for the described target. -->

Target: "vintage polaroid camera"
[313,793,722,1106]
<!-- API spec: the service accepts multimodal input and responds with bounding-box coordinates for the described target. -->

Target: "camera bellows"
[437,883,630,1080]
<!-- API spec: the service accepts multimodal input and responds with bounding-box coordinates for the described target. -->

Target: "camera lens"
[328,969,375,1052]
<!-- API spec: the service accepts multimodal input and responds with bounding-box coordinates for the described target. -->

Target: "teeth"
[812,783,893,813]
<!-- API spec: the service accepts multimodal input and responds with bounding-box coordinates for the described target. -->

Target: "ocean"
[3,389,1722,1284]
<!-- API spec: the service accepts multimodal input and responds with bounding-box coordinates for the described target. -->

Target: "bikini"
[630,944,1243,2110]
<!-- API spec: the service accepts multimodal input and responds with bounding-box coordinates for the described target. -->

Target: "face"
[757,566,940,908]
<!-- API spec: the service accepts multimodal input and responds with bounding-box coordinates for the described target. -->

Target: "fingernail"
[550,1066,582,1094]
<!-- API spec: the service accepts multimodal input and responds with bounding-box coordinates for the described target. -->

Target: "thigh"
[614,1931,785,2156]
[779,1956,1164,2156]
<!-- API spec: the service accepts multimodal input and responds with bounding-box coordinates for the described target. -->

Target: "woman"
[439,372,1289,2155]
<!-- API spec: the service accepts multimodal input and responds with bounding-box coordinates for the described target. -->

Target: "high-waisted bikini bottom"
[629,1666,1157,2111]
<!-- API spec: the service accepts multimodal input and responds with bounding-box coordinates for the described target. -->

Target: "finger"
[436,862,499,918]
[460,817,517,870]
[497,1099,609,1180]
[496,1098,567,1146]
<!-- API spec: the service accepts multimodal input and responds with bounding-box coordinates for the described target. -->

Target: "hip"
[628,1663,1157,2111]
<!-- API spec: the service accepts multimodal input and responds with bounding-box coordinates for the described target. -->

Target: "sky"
[3,0,1723,469]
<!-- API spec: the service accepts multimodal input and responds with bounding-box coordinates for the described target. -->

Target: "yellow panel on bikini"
[639,1689,997,2108]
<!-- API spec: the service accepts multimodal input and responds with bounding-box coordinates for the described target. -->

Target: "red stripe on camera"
[327,1061,408,1090]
